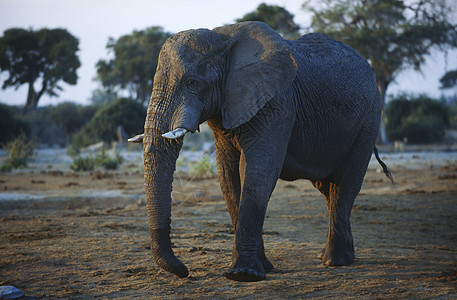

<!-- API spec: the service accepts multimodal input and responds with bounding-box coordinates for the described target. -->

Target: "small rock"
[124,204,139,210]
[0,286,23,299]
[31,180,45,184]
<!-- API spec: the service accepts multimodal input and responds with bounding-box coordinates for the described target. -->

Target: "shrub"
[69,148,124,171]
[49,102,98,136]
[182,123,214,151]
[69,156,96,171]
[448,101,457,130]
[96,148,124,170]
[1,133,36,171]
[24,106,67,147]
[191,155,216,176]
[0,103,30,144]
[71,98,146,149]
[385,94,450,144]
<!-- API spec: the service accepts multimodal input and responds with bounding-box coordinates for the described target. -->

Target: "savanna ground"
[0,147,456,299]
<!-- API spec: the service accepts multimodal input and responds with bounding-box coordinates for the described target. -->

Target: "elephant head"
[135,22,297,278]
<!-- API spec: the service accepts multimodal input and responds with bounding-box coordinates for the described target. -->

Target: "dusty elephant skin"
[138,21,391,282]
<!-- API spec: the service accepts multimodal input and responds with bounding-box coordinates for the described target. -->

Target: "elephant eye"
[185,78,200,92]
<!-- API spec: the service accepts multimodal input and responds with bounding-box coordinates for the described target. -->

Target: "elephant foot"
[318,245,355,266]
[259,247,273,273]
[317,247,325,260]
[262,257,274,273]
[225,268,266,282]
[226,254,266,282]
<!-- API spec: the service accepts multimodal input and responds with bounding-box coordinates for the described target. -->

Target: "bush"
[69,156,96,171]
[385,94,450,144]
[69,148,124,171]
[0,103,30,145]
[97,148,124,170]
[49,102,98,136]
[72,98,146,149]
[28,107,69,146]
[1,133,36,171]
[448,101,457,130]
[182,123,214,151]
[191,155,215,176]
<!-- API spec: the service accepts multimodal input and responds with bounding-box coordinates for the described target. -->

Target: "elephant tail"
[373,147,394,184]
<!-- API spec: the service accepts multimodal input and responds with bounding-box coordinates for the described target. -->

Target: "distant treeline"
[0,98,145,149]
[1,93,456,148]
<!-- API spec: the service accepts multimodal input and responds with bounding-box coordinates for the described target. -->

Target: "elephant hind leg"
[314,178,357,266]
[313,121,378,266]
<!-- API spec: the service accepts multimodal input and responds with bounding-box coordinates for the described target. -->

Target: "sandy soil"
[0,150,456,299]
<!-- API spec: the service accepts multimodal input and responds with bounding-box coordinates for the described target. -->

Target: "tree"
[236,3,300,39]
[440,69,457,89]
[96,27,172,104]
[0,103,30,144]
[384,93,450,143]
[0,28,80,109]
[71,98,146,148]
[304,0,457,103]
[89,88,117,105]
[49,102,98,136]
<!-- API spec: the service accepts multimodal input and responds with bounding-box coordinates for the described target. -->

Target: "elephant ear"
[213,22,298,129]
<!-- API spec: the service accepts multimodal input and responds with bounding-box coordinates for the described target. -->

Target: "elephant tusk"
[162,128,188,139]
[127,133,144,143]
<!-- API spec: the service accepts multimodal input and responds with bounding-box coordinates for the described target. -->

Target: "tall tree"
[96,27,172,104]
[236,3,300,39]
[304,0,457,103]
[0,28,80,109]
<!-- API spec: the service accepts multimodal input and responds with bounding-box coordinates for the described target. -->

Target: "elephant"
[129,21,393,282]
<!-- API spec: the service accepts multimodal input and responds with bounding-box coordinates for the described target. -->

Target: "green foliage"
[236,3,300,39]
[89,89,117,105]
[176,156,188,168]
[0,103,30,144]
[71,98,146,149]
[304,0,457,100]
[0,27,80,108]
[9,103,97,147]
[191,155,216,177]
[98,148,124,170]
[182,123,214,151]
[69,148,124,171]
[440,69,457,89]
[23,106,67,147]
[96,27,172,103]
[448,101,457,129]
[49,102,98,136]
[385,94,450,143]
[69,156,96,171]
[1,132,36,171]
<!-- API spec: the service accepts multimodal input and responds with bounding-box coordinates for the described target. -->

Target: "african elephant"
[129,21,392,282]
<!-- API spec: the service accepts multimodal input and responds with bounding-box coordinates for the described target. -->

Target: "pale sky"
[0,0,456,107]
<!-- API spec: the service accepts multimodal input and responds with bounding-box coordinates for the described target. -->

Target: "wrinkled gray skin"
[139,22,390,282]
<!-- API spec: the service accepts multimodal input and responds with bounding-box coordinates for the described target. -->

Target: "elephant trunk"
[143,114,188,278]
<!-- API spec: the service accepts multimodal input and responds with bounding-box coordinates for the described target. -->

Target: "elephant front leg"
[225,143,288,282]
[219,98,294,281]
[225,182,270,281]
[209,120,274,277]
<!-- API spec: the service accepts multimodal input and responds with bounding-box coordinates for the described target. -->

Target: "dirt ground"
[0,150,457,299]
